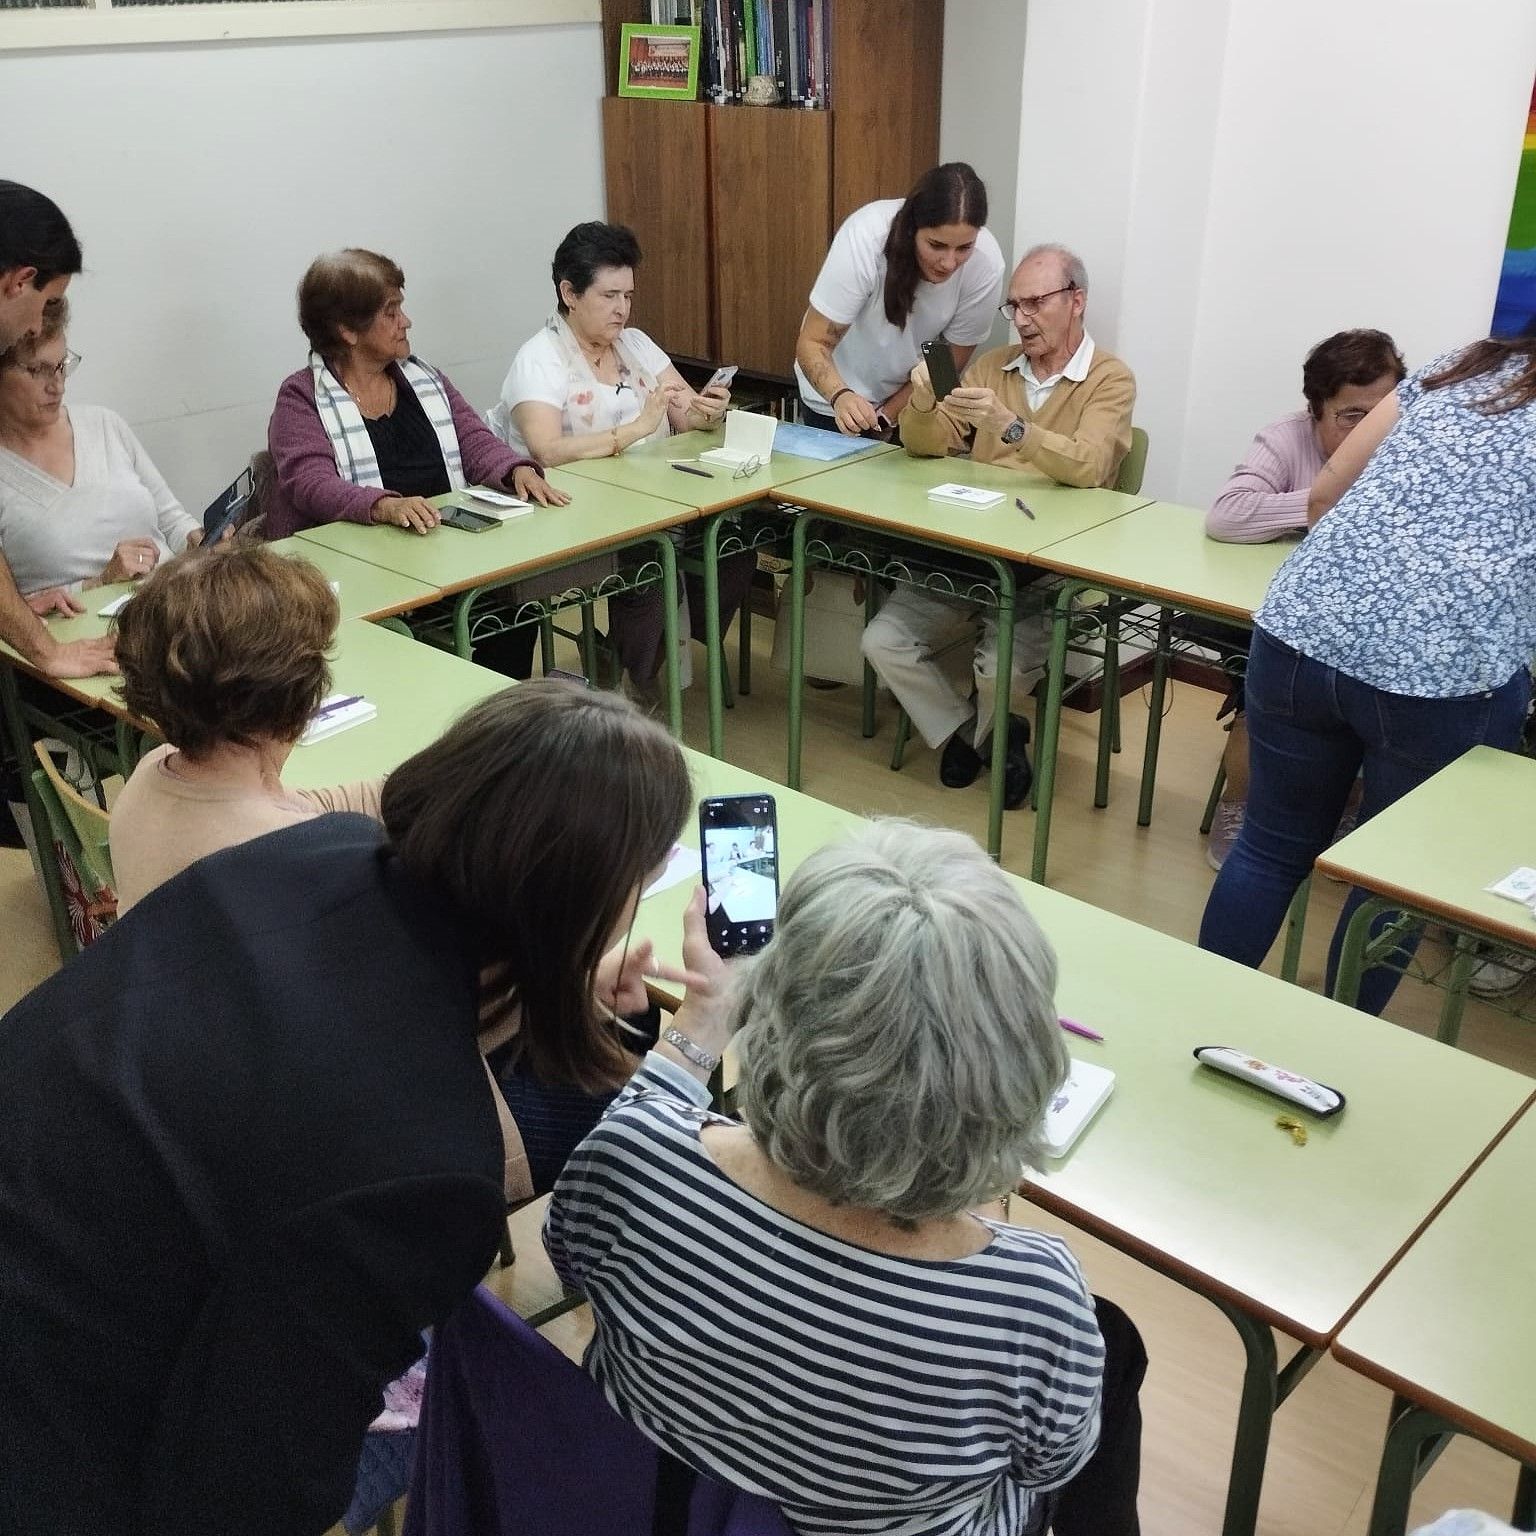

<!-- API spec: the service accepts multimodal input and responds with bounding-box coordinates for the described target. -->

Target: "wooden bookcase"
[598,0,944,379]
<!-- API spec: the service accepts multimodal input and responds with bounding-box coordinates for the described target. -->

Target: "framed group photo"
[617,23,700,101]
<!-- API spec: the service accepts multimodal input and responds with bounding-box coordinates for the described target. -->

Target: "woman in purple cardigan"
[265,248,565,542]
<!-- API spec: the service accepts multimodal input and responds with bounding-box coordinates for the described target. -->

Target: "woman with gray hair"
[545,819,1145,1535]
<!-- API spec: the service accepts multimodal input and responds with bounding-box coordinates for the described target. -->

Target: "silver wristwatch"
[663,1026,720,1073]
[1001,417,1026,445]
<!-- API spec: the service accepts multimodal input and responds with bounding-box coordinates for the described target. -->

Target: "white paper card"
[1041,1058,1116,1158]
[299,693,378,746]
[927,482,1005,508]
[97,592,134,618]
[699,409,777,470]
[642,843,702,900]
[1486,866,1536,903]
[463,486,528,508]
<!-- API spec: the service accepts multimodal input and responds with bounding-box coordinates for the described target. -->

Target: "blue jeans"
[1198,627,1531,1014]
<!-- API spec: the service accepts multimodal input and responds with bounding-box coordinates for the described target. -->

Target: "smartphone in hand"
[706,364,739,392]
[699,793,779,956]
[921,340,960,401]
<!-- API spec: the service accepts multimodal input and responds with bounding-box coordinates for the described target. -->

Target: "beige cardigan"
[900,341,1136,488]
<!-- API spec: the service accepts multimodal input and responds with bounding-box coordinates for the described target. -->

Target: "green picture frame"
[617,22,700,102]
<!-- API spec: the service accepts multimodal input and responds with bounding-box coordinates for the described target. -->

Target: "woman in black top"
[0,681,701,1536]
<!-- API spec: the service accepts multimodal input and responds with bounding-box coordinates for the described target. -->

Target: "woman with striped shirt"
[545,821,1144,1535]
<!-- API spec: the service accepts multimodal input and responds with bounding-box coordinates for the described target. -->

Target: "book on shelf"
[697,0,829,106]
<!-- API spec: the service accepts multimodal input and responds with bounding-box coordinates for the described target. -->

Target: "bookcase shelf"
[599,0,943,381]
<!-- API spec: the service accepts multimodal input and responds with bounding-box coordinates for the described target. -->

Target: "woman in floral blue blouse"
[1200,334,1536,1014]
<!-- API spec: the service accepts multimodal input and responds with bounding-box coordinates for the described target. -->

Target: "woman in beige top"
[110,542,381,912]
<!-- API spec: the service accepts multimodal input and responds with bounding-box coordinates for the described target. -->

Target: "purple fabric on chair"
[403,1287,792,1536]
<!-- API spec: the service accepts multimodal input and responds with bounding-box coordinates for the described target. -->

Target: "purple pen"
[315,694,362,717]
[1058,1016,1104,1043]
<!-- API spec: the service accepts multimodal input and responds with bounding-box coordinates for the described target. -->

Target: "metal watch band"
[662,1026,720,1073]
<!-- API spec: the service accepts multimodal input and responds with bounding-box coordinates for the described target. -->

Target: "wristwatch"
[662,1025,720,1073]
[1001,417,1026,446]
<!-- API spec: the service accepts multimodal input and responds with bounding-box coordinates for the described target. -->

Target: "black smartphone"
[440,504,500,533]
[921,339,960,401]
[198,466,253,548]
[699,793,779,957]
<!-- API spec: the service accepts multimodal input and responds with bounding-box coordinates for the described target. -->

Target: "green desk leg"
[1137,607,1173,827]
[861,576,880,740]
[1212,1297,1323,1536]
[982,560,1016,864]
[1332,895,1382,1009]
[1030,579,1087,884]
[1367,1402,1460,1536]
[1094,605,1122,810]
[703,513,727,759]
[651,532,683,738]
[0,662,73,962]
[1435,933,1477,1047]
[787,514,810,790]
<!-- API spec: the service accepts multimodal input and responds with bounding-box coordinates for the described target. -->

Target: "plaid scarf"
[309,352,465,492]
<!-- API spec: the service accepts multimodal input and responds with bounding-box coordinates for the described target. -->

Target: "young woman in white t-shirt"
[491,222,753,690]
[795,163,1006,435]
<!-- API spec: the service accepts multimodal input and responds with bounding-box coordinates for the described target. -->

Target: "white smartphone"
[706,364,739,392]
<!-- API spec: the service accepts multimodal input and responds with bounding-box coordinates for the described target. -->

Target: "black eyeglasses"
[1000,286,1077,320]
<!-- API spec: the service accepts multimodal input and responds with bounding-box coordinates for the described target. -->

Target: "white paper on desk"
[699,410,777,470]
[1041,1058,1116,1157]
[1485,866,1536,916]
[642,844,701,900]
[97,592,134,618]
[462,487,533,519]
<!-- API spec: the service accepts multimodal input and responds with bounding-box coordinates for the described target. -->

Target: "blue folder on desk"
[772,422,877,462]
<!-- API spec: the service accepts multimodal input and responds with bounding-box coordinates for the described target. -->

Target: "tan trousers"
[860,585,1049,751]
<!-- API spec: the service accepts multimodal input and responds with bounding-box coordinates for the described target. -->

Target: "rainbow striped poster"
[1492,78,1536,337]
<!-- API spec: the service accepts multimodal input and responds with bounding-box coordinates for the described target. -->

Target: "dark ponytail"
[882,163,988,329]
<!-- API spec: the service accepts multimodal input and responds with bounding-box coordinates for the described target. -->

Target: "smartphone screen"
[699,793,779,956]
[921,340,960,401]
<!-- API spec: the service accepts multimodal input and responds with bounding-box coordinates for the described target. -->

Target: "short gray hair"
[733,820,1068,1227]
[1020,242,1088,295]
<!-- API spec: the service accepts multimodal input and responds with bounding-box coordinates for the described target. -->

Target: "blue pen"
[315,694,362,717]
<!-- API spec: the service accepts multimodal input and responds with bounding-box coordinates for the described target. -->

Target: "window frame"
[0,0,597,51]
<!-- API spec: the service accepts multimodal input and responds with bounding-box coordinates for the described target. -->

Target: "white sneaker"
[1206,799,1245,872]
[1468,947,1536,998]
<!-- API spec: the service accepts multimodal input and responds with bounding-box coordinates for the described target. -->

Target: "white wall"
[941,0,1029,351]
[1010,0,1536,504]
[0,24,605,511]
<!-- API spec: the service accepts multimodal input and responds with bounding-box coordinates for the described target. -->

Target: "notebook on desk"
[1041,1058,1116,1157]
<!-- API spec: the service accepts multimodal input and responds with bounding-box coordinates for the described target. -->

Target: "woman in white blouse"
[493,222,754,691]
[795,162,1005,434]
[0,301,202,604]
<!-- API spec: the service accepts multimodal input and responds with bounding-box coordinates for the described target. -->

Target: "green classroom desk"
[1317,746,1536,1042]
[556,426,897,511]
[1333,1108,1536,1536]
[775,448,1151,861]
[279,619,511,790]
[1028,503,1295,884]
[638,752,1534,1536]
[293,470,696,734]
[558,428,898,758]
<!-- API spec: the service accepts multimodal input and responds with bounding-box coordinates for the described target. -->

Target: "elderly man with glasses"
[860,244,1135,808]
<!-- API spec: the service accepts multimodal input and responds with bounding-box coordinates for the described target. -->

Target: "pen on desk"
[1058,1016,1104,1043]
[1015,496,1036,521]
[315,694,363,717]
[671,461,715,479]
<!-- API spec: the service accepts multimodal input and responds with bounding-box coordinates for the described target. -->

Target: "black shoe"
[939,729,983,788]
[1001,715,1033,810]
